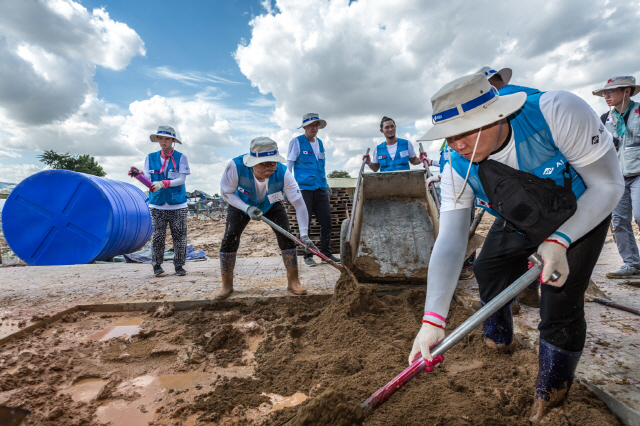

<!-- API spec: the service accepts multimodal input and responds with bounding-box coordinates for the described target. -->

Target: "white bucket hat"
[418,73,527,141]
[476,66,512,85]
[150,125,182,144]
[298,113,327,129]
[243,137,286,167]
[592,76,640,97]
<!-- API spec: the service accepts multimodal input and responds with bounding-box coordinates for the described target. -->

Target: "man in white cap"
[363,116,423,172]
[143,125,191,276]
[410,73,623,421]
[218,137,317,299]
[287,113,339,266]
[593,76,640,278]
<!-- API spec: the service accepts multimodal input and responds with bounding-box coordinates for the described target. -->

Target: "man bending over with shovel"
[217,137,317,300]
[410,73,623,421]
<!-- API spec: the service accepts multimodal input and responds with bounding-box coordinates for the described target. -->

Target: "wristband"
[422,320,444,329]
[544,238,568,250]
[162,180,171,189]
[424,311,446,322]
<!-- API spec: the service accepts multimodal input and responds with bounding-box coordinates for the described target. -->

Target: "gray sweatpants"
[612,175,640,268]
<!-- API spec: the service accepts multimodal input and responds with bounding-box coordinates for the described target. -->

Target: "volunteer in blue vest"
[409,73,623,422]
[218,137,316,300]
[143,125,191,276]
[363,116,423,172]
[593,76,640,278]
[287,113,339,266]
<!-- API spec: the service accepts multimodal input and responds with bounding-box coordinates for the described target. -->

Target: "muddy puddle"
[0,280,623,426]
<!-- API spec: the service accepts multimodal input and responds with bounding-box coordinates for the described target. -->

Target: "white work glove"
[150,181,164,192]
[409,322,445,363]
[300,235,319,254]
[245,206,263,220]
[362,154,371,165]
[326,186,332,197]
[536,239,569,287]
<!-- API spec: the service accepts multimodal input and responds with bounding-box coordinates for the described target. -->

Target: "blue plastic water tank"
[2,170,152,266]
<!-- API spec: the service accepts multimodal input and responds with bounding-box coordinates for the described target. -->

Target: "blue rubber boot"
[529,339,582,422]
[282,248,306,295]
[481,299,513,353]
[215,252,236,300]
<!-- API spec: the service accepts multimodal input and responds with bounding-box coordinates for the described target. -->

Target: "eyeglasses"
[604,89,619,97]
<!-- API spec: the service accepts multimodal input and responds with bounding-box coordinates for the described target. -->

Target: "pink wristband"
[424,311,446,322]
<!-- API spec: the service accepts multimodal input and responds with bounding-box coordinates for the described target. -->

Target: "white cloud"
[236,0,640,168]
[0,164,43,183]
[0,150,22,159]
[151,66,242,86]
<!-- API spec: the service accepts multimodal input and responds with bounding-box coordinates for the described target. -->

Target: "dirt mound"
[0,276,622,426]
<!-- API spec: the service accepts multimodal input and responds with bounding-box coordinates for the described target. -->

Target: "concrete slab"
[455,240,640,426]
[0,257,340,341]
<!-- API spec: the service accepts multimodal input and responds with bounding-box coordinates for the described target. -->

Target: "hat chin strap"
[452,128,482,205]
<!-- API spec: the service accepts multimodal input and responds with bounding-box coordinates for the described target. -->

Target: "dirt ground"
[0,274,621,425]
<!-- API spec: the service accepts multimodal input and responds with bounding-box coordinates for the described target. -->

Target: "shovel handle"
[592,298,640,316]
[360,253,557,412]
[259,216,340,269]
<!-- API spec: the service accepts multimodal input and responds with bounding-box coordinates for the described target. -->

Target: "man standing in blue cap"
[287,113,339,266]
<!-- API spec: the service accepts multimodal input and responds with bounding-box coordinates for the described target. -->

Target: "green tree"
[37,150,106,177]
[327,170,351,178]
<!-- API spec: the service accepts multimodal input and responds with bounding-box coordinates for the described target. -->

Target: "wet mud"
[0,274,622,425]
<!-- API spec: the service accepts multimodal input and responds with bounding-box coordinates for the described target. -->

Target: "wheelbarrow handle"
[418,143,441,210]
[360,253,558,412]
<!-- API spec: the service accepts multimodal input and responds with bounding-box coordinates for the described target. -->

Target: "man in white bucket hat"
[218,137,317,299]
[409,73,623,421]
[593,76,640,278]
[143,125,191,277]
[287,113,339,266]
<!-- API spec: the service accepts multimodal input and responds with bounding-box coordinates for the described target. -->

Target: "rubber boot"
[519,281,540,308]
[282,248,307,295]
[215,252,236,300]
[481,299,513,353]
[529,339,582,423]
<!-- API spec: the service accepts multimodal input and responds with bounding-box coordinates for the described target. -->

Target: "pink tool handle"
[362,354,444,410]
[290,235,332,263]
[136,174,154,190]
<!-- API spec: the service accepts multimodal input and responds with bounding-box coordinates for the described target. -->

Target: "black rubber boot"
[529,338,582,422]
[153,264,164,276]
[481,299,514,353]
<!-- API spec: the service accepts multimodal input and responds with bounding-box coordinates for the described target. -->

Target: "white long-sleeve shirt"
[220,160,310,236]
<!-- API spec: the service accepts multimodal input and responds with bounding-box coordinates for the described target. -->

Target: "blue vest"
[293,135,327,190]
[233,155,286,214]
[148,151,188,206]
[450,91,586,218]
[377,139,411,171]
[498,84,540,96]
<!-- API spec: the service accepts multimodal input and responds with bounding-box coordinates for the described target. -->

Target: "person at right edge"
[592,76,640,278]
[410,73,623,422]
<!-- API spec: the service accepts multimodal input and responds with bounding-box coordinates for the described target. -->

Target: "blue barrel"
[2,170,152,266]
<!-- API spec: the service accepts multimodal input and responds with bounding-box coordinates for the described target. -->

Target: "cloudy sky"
[1,0,639,195]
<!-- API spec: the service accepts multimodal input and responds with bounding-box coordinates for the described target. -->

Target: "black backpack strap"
[562,163,572,188]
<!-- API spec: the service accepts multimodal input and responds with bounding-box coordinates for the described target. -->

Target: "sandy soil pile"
[0,275,621,425]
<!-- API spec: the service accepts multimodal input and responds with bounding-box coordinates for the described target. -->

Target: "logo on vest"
[543,168,554,175]
[302,151,312,155]
[238,187,251,196]
[592,135,599,145]
[477,198,492,209]
[378,155,387,160]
